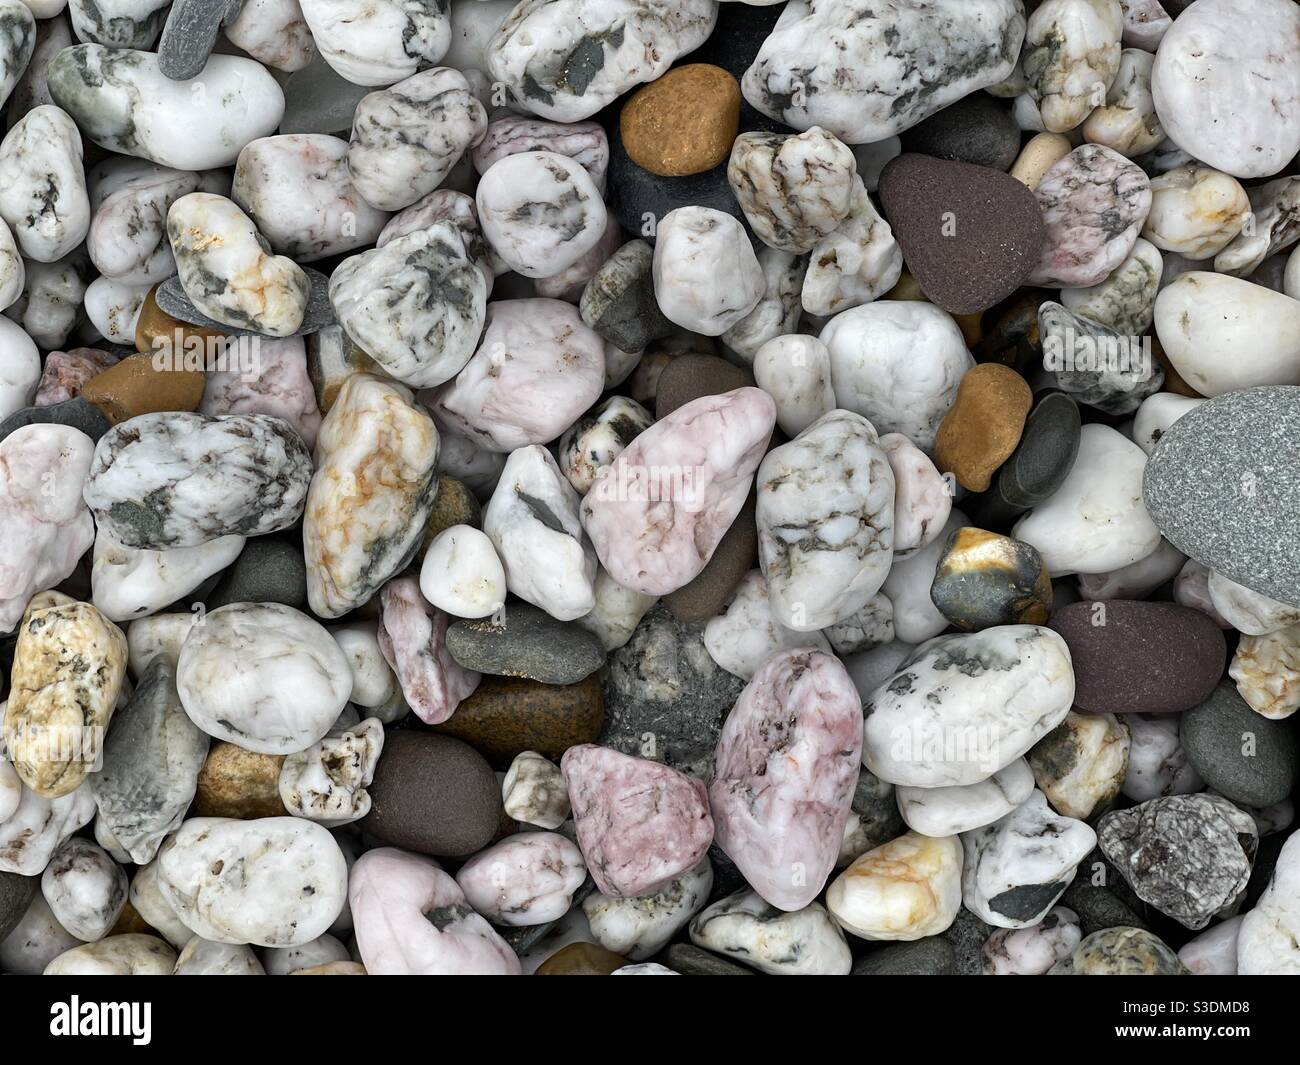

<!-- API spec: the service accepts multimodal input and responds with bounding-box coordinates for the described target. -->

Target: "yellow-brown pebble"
[134,283,227,355]
[535,941,628,975]
[81,351,207,425]
[195,742,287,818]
[620,64,741,177]
[291,961,368,975]
[930,527,1053,629]
[932,363,1034,492]
[1010,132,1073,190]
[3,601,128,798]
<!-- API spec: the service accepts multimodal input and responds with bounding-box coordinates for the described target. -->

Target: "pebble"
[1152,0,1300,179]
[1010,131,1073,190]
[1122,712,1203,803]
[534,941,627,976]
[651,206,763,335]
[741,0,1023,143]
[723,246,807,363]
[897,759,1036,838]
[455,833,586,927]
[1040,301,1165,415]
[1,893,81,974]
[1049,599,1226,714]
[1013,423,1160,576]
[90,657,209,864]
[583,858,712,960]
[755,410,894,631]
[278,716,383,826]
[653,352,751,419]
[157,0,247,80]
[982,907,1083,975]
[1238,830,1300,974]
[689,890,851,976]
[40,837,127,942]
[232,134,387,262]
[348,848,519,975]
[1029,144,1152,288]
[1061,237,1162,336]
[280,53,370,135]
[751,334,834,439]
[0,871,38,944]
[226,0,315,73]
[854,937,957,976]
[558,396,653,496]
[1180,681,1299,808]
[933,363,1032,492]
[1209,570,1300,637]
[377,575,480,725]
[863,625,1075,788]
[702,571,828,681]
[710,648,861,911]
[206,537,307,610]
[1231,624,1300,721]
[446,603,605,685]
[436,673,603,768]
[800,177,903,316]
[177,602,351,754]
[49,46,284,170]
[821,300,973,450]
[662,941,754,976]
[1023,0,1122,133]
[1082,47,1164,158]
[878,153,1045,315]
[562,743,714,898]
[1142,164,1249,260]
[930,527,1052,630]
[1099,793,1257,929]
[5,600,127,797]
[579,241,671,354]
[899,92,1021,171]
[92,529,244,623]
[1029,711,1129,820]
[575,567,656,652]
[962,790,1097,929]
[1219,177,1300,278]
[419,525,506,620]
[45,934,176,975]
[882,511,969,644]
[472,115,609,193]
[194,743,287,820]
[501,751,569,830]
[364,732,502,858]
[621,64,740,178]
[0,105,88,264]
[1142,387,1300,603]
[828,833,963,941]
[582,388,774,597]
[484,445,597,620]
[299,0,449,86]
[880,433,952,559]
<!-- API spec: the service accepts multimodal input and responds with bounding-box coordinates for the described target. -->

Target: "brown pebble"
[535,941,628,975]
[194,742,287,819]
[932,364,1033,492]
[291,962,367,975]
[620,64,741,178]
[418,474,482,558]
[665,490,757,623]
[431,673,603,770]
[82,352,206,425]
[134,283,227,354]
[655,353,755,420]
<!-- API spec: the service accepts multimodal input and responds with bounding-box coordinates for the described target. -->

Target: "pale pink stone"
[561,744,714,898]
[581,387,776,596]
[709,647,864,911]
[34,348,119,406]
[199,335,323,449]
[1029,144,1152,287]
[376,575,480,724]
[454,832,587,926]
[471,116,609,194]
[0,425,96,633]
[349,848,521,975]
[376,189,494,290]
[430,299,605,452]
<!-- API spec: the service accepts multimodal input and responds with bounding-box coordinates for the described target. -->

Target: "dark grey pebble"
[852,937,957,975]
[0,398,110,444]
[446,603,605,685]
[155,267,334,338]
[1180,681,1299,808]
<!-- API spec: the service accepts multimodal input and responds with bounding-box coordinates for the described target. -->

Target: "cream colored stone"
[1231,624,1300,720]
[825,832,963,941]
[1142,165,1249,260]
[1010,132,1073,190]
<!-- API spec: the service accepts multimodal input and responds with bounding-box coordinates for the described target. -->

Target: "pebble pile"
[1,0,1299,979]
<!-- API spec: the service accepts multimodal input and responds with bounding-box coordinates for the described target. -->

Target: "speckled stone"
[664,491,758,624]
[1050,600,1227,715]
[1060,878,1150,936]
[579,239,675,353]
[1049,926,1188,975]
[417,474,481,556]
[898,93,1021,171]
[878,153,1044,316]
[430,674,604,770]
[446,604,605,685]
[204,537,307,610]
[363,732,503,858]
[1180,682,1300,808]
[852,937,958,976]
[941,906,996,976]
[194,743,287,819]
[930,527,1052,630]
[620,64,741,178]
[1143,386,1300,606]
[599,604,746,779]
[932,363,1033,492]
[0,870,37,942]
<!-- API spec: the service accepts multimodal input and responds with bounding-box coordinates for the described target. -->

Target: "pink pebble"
[377,575,480,724]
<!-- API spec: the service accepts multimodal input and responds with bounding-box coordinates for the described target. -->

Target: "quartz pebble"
[278,716,383,826]
[827,833,963,941]
[1028,712,1129,820]
[300,0,450,87]
[501,751,569,830]
[583,857,711,960]
[651,206,763,336]
[898,760,1036,839]
[40,838,127,943]
[377,575,480,725]
[982,907,1082,975]
[689,890,851,976]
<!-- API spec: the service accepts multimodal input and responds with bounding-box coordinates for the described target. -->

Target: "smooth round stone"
[932,363,1033,492]
[205,537,307,610]
[40,838,128,942]
[1022,0,1122,133]
[689,890,851,976]
[1061,237,1163,336]
[620,64,740,178]
[1050,599,1225,715]
[853,937,958,975]
[299,0,449,87]
[975,389,1081,524]
[1132,391,1204,455]
[1142,387,1300,605]
[878,153,1045,315]
[433,673,603,769]
[1181,682,1299,808]
[1151,0,1300,179]
[44,934,176,975]
[559,395,654,495]
[535,941,629,976]
[983,906,1082,975]
[363,732,502,857]
[177,603,351,754]
[446,604,604,685]
[1028,711,1130,821]
[1231,624,1300,721]
[579,239,673,354]
[1082,47,1165,158]
[654,353,753,420]
[418,475,482,552]
[1239,831,1300,973]
[651,206,763,335]
[896,759,1035,838]
[1178,915,1243,976]
[898,93,1019,171]
[1142,164,1249,260]
[158,0,243,80]
[584,858,712,960]
[155,266,334,339]
[455,833,586,927]
[930,527,1052,630]
[1122,712,1202,803]
[1208,570,1300,636]
[828,833,963,942]
[0,397,109,444]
